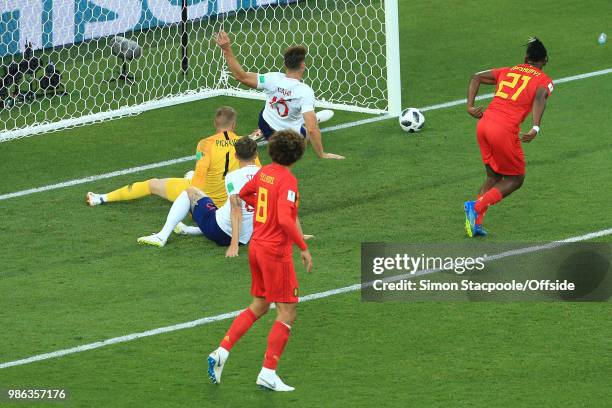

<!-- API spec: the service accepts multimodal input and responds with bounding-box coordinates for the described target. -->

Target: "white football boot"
[207,348,228,384]
[256,367,295,392]
[86,192,104,206]
[136,234,166,247]
[173,222,189,235]
[315,109,334,124]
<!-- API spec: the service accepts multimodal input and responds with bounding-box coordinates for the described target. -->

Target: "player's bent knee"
[249,297,270,317]
[275,304,297,325]
[504,175,524,193]
[255,304,271,316]
[485,165,502,179]
[513,176,525,189]
[186,187,205,202]
[148,178,164,196]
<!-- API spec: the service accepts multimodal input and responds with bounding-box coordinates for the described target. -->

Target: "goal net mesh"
[0,0,389,142]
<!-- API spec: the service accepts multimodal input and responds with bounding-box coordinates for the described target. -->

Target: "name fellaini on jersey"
[260,173,275,185]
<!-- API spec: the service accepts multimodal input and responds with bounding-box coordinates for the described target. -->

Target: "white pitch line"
[1,227,611,370]
[0,156,194,201]
[0,120,385,202]
[1,66,610,203]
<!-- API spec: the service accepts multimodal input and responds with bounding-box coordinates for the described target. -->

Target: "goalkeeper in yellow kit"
[86,106,259,208]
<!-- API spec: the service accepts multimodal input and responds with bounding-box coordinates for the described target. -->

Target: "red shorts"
[249,241,299,303]
[476,118,525,176]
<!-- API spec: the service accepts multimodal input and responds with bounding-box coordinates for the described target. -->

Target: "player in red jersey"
[464,38,554,237]
[207,130,313,392]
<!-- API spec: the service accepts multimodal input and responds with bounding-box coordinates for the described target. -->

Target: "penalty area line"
[1,227,611,370]
[1,67,610,202]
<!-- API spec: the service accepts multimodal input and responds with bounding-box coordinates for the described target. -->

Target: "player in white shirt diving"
[215,30,345,160]
[137,137,260,257]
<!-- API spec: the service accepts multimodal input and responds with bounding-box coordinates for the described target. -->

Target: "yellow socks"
[105,180,151,202]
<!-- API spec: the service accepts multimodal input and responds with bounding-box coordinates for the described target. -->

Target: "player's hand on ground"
[321,152,345,160]
[215,30,231,51]
[520,129,538,143]
[467,105,484,119]
[301,249,313,273]
[303,234,315,240]
[248,128,264,142]
[225,245,239,258]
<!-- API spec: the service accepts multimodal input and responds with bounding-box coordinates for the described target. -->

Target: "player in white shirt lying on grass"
[215,30,344,160]
[137,137,260,257]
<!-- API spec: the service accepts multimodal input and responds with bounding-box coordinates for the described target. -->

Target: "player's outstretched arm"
[215,30,258,89]
[303,111,345,160]
[521,87,548,143]
[225,194,242,257]
[277,187,313,273]
[467,70,496,119]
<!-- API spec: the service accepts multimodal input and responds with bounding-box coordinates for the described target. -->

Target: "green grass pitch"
[1,0,611,407]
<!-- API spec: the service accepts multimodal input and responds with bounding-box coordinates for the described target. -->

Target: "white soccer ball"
[399,108,425,133]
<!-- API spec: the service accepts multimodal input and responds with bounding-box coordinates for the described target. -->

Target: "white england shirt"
[257,72,316,133]
[215,165,259,244]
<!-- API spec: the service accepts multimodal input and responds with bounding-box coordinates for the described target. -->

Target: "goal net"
[0,0,400,142]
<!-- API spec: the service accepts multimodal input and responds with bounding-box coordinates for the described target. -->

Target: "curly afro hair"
[268,130,306,166]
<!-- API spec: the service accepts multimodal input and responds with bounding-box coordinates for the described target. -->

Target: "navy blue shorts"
[191,197,232,246]
[258,109,307,140]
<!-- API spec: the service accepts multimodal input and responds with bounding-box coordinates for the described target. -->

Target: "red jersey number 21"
[269,96,289,117]
[495,73,532,101]
[256,187,268,223]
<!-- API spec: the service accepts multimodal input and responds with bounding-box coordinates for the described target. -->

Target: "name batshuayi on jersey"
[215,165,260,244]
[257,72,315,133]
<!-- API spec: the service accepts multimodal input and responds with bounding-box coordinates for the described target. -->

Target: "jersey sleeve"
[276,177,307,251]
[225,172,237,197]
[256,72,277,92]
[541,76,554,97]
[300,86,316,114]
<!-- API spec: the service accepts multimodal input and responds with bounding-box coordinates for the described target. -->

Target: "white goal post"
[0,0,401,142]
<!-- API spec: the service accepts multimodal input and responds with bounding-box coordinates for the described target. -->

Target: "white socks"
[260,367,276,376]
[218,347,229,361]
[158,191,191,241]
[182,225,204,236]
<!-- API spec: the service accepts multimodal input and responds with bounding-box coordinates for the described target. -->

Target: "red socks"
[475,194,487,224]
[474,187,503,215]
[263,321,291,370]
[220,308,258,351]
[220,311,292,370]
